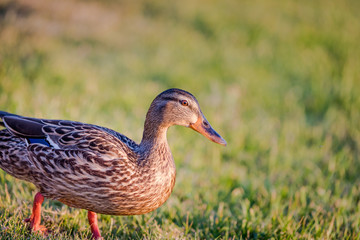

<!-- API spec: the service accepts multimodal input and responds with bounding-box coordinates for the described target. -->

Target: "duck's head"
[145,88,226,146]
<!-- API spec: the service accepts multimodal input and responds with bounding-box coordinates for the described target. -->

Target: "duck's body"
[0,120,175,216]
[0,89,226,238]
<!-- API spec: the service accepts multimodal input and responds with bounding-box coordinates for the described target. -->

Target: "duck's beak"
[189,115,227,146]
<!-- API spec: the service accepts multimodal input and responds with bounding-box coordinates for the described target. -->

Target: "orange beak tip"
[213,136,227,146]
[220,139,227,147]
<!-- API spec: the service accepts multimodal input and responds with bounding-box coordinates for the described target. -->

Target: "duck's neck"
[140,118,166,146]
[139,115,172,164]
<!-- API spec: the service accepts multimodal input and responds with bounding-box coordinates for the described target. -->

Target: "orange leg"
[24,192,48,234]
[88,211,102,239]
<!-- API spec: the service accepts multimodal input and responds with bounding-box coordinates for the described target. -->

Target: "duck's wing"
[1,112,139,202]
[1,111,137,160]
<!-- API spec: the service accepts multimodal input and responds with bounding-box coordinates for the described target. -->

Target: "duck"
[0,88,226,239]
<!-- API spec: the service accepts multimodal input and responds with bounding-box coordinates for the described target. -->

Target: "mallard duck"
[0,88,226,239]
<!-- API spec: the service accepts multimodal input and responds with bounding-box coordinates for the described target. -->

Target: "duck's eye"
[180,100,188,106]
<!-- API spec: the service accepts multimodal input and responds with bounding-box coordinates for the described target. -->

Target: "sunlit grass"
[1,0,360,239]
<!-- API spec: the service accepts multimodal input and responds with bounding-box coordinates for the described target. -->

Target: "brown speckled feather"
[0,112,176,215]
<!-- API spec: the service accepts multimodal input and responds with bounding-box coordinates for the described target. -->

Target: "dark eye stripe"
[161,96,179,102]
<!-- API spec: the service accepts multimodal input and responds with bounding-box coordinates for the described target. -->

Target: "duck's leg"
[88,211,102,239]
[24,192,48,234]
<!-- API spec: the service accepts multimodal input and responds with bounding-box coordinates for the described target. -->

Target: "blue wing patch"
[27,138,51,147]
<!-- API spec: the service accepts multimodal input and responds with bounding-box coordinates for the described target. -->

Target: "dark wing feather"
[1,112,138,160]
[0,111,19,127]
[3,116,45,138]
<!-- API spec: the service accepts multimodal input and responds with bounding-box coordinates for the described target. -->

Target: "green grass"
[1,0,360,239]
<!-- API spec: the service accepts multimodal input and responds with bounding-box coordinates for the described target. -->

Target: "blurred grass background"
[1,0,360,239]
